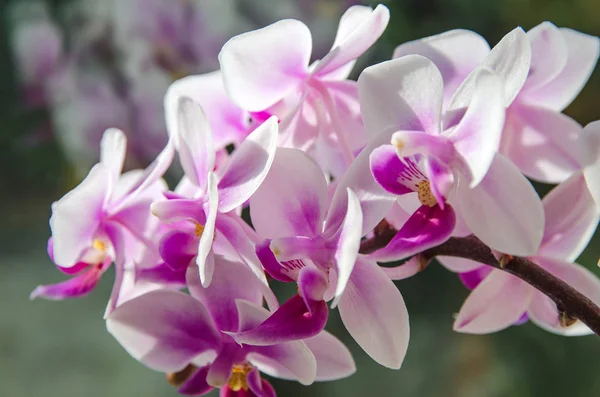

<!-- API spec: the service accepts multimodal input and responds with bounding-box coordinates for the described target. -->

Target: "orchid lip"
[228,362,253,392]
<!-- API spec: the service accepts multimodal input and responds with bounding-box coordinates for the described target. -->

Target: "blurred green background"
[1,0,599,396]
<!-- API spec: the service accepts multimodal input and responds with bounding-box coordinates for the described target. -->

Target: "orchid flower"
[221,148,409,369]
[31,128,170,314]
[394,23,600,184]
[107,255,355,396]
[359,29,545,257]
[219,4,389,172]
[447,173,600,335]
[151,96,278,287]
[580,121,600,207]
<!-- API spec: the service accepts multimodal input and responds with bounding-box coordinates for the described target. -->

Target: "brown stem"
[360,232,600,336]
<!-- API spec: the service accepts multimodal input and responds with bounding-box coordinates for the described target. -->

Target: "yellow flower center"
[194,223,205,238]
[416,181,437,207]
[92,239,106,252]
[228,363,253,392]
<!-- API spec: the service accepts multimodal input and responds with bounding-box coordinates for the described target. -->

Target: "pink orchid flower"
[224,148,409,370]
[107,256,355,396]
[359,29,545,257]
[151,97,278,287]
[394,23,600,184]
[446,172,600,335]
[30,128,171,313]
[218,5,389,171]
[580,121,600,207]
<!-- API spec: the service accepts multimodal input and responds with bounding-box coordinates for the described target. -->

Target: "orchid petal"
[437,256,483,273]
[298,267,329,312]
[393,29,490,105]
[314,4,390,78]
[100,128,127,191]
[186,256,263,333]
[422,156,455,206]
[219,20,311,111]
[446,68,504,187]
[249,342,316,386]
[197,173,219,287]
[250,148,328,239]
[455,154,544,256]
[255,240,295,283]
[581,121,600,206]
[226,294,328,346]
[502,105,582,183]
[50,164,109,268]
[30,262,108,300]
[369,204,456,262]
[539,173,599,261]
[449,27,530,108]
[106,290,221,372]
[524,28,599,111]
[522,22,568,92]
[151,199,205,224]
[380,256,424,280]
[338,257,409,369]
[358,55,443,137]
[369,145,414,195]
[528,256,600,336]
[217,116,278,212]
[303,331,356,381]
[246,368,276,397]
[177,97,215,191]
[453,269,532,334]
[331,188,362,308]
[458,265,493,290]
[178,366,213,396]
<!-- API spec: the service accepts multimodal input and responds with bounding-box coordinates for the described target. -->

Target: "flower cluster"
[31,4,600,396]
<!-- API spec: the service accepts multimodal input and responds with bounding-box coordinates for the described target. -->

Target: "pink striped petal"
[454,269,532,334]
[219,20,311,111]
[338,257,409,369]
[369,144,414,195]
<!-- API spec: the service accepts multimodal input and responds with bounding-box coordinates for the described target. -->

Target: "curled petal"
[380,256,424,281]
[246,368,276,397]
[226,294,328,346]
[219,19,311,111]
[358,55,444,137]
[151,199,205,224]
[197,173,219,286]
[369,204,456,263]
[303,331,356,381]
[100,128,127,191]
[256,240,295,282]
[453,270,532,334]
[369,145,414,195]
[298,267,329,313]
[338,257,409,369]
[30,262,108,300]
[178,366,213,396]
[106,290,221,373]
[455,154,544,256]
[218,117,278,213]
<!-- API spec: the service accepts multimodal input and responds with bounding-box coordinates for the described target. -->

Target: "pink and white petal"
[369,204,456,263]
[50,164,110,268]
[159,231,198,271]
[458,265,493,290]
[528,256,600,336]
[330,189,362,307]
[186,256,263,333]
[454,154,544,256]
[380,255,423,281]
[249,341,316,385]
[453,269,533,334]
[218,116,278,213]
[581,121,600,206]
[298,267,329,311]
[539,173,599,261]
[106,289,221,372]
[226,294,328,346]
[501,105,582,183]
[393,29,490,105]
[391,131,456,165]
[449,27,530,109]
[151,199,205,224]
[30,263,107,300]
[255,240,295,283]
[100,128,127,191]
[197,173,219,287]
[205,344,237,388]
[165,71,247,150]
[314,4,390,78]
[445,68,504,187]
[303,331,356,381]
[369,145,414,195]
[250,148,328,239]
[246,368,276,397]
[338,257,409,369]
[358,55,444,138]
[523,28,600,111]
[522,22,568,91]
[326,133,397,236]
[177,97,215,191]
[422,156,455,206]
[219,20,311,112]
